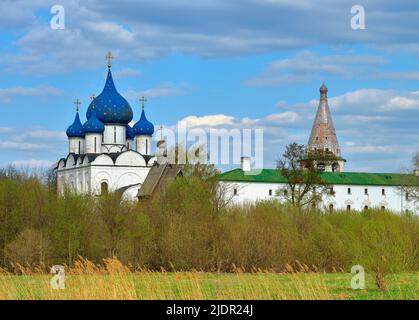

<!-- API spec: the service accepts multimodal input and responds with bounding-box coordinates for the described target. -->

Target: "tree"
[276,143,331,209]
[399,151,419,206]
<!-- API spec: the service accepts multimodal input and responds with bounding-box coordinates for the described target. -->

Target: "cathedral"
[56,53,175,200]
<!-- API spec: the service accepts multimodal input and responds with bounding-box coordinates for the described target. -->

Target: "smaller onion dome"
[66,112,85,138]
[133,109,154,136]
[126,125,135,140]
[82,110,105,134]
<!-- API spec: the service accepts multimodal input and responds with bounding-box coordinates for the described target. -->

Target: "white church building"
[56,53,162,200]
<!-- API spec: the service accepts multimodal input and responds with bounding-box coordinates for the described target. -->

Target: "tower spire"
[308,83,340,156]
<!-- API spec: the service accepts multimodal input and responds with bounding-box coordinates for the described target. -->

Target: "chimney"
[241,157,251,172]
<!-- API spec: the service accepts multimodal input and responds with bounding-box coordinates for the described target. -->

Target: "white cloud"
[0,127,14,134]
[265,111,300,124]
[383,96,419,110]
[0,141,47,151]
[0,86,62,102]
[180,114,235,127]
[28,129,67,141]
[124,85,186,100]
[8,159,55,168]
[245,52,386,87]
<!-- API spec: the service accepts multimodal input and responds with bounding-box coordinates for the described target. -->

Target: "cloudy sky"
[0,0,418,172]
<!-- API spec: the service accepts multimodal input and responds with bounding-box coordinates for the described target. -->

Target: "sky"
[0,0,418,173]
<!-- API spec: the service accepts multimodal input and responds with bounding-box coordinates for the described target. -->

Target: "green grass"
[0,272,417,300]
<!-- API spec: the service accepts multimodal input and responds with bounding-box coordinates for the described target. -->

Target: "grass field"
[0,269,417,300]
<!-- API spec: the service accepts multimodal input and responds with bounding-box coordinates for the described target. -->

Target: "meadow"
[0,258,417,300]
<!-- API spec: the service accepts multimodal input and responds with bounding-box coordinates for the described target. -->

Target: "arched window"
[114,126,116,143]
[146,139,148,154]
[329,204,334,212]
[94,137,97,153]
[101,182,108,195]
[78,141,81,154]
[346,205,351,211]
[317,163,325,172]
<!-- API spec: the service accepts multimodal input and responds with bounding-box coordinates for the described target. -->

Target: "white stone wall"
[102,125,126,151]
[220,181,418,213]
[136,135,152,155]
[68,137,85,154]
[85,133,102,153]
[56,151,153,200]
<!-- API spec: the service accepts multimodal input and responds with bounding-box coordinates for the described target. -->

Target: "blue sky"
[0,0,418,173]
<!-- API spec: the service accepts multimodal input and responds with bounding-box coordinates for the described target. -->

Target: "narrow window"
[329,204,334,212]
[347,205,351,211]
[101,182,108,195]
[127,142,130,150]
[381,206,385,211]
[326,148,329,152]
[269,189,272,196]
[330,187,334,195]
[146,139,149,154]
[283,189,288,196]
[347,188,351,195]
[78,141,81,154]
[114,126,116,143]
[382,188,385,196]
[233,189,237,195]
[94,137,97,153]
[364,188,368,195]
[364,205,369,210]
[405,192,409,201]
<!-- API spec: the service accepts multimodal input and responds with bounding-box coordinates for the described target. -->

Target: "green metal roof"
[218,169,419,186]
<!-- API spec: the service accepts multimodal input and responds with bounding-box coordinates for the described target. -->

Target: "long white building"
[219,85,419,213]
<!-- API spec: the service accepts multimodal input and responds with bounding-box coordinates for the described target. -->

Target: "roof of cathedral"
[133,109,155,136]
[308,84,341,156]
[85,68,133,125]
[82,110,105,134]
[66,112,85,138]
[219,169,419,186]
[126,125,135,140]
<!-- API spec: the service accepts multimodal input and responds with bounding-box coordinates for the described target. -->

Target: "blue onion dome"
[66,112,85,138]
[82,110,105,134]
[126,125,135,140]
[133,109,154,136]
[86,68,133,124]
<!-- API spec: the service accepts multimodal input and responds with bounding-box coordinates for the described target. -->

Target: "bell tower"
[306,84,345,172]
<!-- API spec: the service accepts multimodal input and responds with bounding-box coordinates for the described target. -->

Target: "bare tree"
[399,151,419,207]
[276,143,331,209]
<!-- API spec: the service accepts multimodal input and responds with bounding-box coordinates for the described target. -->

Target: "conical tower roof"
[307,84,341,157]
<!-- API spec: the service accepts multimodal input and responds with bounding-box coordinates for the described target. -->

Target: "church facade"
[219,85,419,213]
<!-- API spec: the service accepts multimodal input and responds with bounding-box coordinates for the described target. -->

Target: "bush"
[0,169,417,272]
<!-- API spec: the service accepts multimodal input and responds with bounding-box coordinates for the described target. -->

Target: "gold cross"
[105,51,114,68]
[74,98,81,112]
[140,96,147,110]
